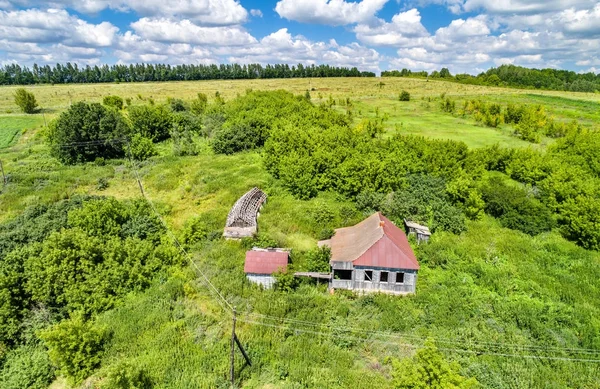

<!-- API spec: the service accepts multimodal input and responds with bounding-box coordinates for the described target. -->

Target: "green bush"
[13,88,38,114]
[103,95,124,110]
[102,360,153,389]
[399,90,410,101]
[47,102,130,164]
[40,316,108,384]
[0,343,55,389]
[128,104,173,142]
[305,246,331,272]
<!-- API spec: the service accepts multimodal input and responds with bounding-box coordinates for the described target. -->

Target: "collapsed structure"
[404,219,431,244]
[319,212,420,295]
[223,187,267,239]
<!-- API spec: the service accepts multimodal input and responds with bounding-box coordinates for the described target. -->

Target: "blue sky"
[0,0,599,74]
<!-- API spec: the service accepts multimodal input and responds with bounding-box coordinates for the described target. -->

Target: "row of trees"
[0,63,375,85]
[383,64,600,92]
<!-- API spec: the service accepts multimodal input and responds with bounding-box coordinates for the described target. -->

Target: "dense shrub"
[103,95,124,110]
[128,104,173,142]
[47,102,130,164]
[13,88,37,113]
[399,90,410,101]
[0,343,54,389]
[482,177,555,235]
[40,316,108,384]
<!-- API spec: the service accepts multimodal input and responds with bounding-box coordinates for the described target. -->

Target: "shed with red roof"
[244,248,289,288]
[319,212,420,295]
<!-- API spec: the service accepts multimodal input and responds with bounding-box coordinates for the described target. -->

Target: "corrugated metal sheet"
[244,250,288,274]
[329,212,420,271]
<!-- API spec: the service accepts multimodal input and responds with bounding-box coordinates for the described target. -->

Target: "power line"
[238,318,600,364]
[124,139,235,314]
[243,312,600,356]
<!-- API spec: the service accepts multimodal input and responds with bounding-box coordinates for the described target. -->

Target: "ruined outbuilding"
[319,212,420,295]
[404,219,431,244]
[223,187,267,239]
[244,248,289,289]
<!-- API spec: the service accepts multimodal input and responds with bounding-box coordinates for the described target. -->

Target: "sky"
[0,0,599,75]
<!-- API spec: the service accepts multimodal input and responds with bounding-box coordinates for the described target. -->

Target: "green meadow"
[1,78,599,389]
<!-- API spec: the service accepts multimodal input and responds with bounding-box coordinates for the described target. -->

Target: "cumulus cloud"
[250,9,263,17]
[354,8,430,46]
[6,0,249,25]
[0,8,118,47]
[130,18,256,46]
[275,0,389,25]
[221,29,381,72]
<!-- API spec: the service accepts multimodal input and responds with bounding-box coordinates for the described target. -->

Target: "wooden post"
[234,335,252,366]
[230,307,237,387]
[0,160,6,186]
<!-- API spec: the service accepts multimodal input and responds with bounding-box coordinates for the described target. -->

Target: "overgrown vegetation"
[1,81,599,388]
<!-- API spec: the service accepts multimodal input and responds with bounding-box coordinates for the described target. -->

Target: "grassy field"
[0,115,44,148]
[0,77,598,150]
[1,79,600,388]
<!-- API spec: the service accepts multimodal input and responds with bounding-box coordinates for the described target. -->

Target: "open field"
[1,78,600,388]
[1,77,598,149]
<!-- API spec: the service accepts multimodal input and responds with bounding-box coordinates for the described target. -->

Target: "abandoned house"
[223,187,267,239]
[319,212,420,295]
[404,219,431,244]
[244,248,289,288]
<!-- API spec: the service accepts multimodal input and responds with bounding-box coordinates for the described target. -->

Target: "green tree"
[391,340,478,389]
[47,102,130,164]
[13,88,38,113]
[128,104,173,142]
[305,246,331,273]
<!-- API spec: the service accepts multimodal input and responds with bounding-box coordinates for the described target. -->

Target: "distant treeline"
[382,64,600,93]
[0,63,375,85]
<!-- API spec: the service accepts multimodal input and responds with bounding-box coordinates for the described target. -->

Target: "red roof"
[327,212,420,271]
[244,250,288,274]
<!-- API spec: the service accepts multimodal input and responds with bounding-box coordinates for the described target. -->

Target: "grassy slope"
[0,115,44,148]
[1,79,600,388]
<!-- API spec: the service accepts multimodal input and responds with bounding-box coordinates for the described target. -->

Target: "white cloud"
[7,0,249,25]
[275,0,389,25]
[558,4,600,37]
[250,9,263,17]
[222,28,381,72]
[354,8,430,46]
[0,9,118,47]
[130,18,256,46]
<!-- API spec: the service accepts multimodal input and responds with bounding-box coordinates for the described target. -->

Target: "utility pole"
[230,307,237,387]
[0,160,6,186]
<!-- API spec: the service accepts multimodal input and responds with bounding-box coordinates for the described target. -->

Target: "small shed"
[244,248,289,289]
[404,219,431,244]
[224,187,267,239]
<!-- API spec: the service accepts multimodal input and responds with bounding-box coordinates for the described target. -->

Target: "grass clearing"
[0,115,44,148]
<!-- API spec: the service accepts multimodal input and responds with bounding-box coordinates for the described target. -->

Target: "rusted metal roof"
[326,212,419,271]
[244,249,288,275]
[404,219,431,236]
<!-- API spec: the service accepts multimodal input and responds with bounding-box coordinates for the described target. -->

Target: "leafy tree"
[128,134,157,161]
[47,102,130,164]
[103,95,124,110]
[40,316,108,384]
[13,88,37,113]
[391,340,478,388]
[439,68,452,78]
[305,246,331,273]
[128,104,173,142]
